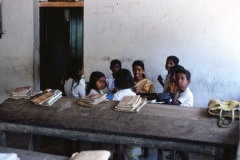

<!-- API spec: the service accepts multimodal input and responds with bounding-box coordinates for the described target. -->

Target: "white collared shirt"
[106,75,115,93]
[64,76,86,98]
[178,87,193,107]
[89,89,104,94]
[112,88,136,101]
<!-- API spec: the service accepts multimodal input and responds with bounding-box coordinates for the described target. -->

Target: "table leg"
[170,150,176,160]
[0,131,6,147]
[157,149,163,160]
[29,134,40,151]
[28,134,33,151]
[214,147,224,160]
[144,147,148,158]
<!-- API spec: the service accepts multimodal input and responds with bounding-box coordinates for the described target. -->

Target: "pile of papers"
[10,86,32,99]
[9,86,43,99]
[77,94,107,107]
[30,89,62,106]
[115,95,147,112]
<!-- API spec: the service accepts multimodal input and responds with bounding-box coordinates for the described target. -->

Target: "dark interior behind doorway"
[40,7,83,90]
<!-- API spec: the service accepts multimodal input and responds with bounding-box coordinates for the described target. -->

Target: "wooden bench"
[0,146,69,160]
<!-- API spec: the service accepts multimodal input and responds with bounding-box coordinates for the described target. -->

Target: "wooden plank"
[39,2,84,7]
[0,122,216,155]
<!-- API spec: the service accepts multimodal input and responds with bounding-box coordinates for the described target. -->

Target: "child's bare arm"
[157,75,164,88]
[133,86,148,93]
[172,90,181,105]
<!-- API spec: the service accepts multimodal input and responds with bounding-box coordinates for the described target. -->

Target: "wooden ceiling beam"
[39,2,84,7]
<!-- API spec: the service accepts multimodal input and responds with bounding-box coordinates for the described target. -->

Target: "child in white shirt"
[112,69,136,160]
[172,67,193,107]
[63,59,86,98]
[171,67,193,160]
[112,69,136,101]
[106,59,122,94]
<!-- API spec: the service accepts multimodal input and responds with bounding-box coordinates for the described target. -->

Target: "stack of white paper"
[115,95,147,112]
[9,86,32,99]
[77,94,107,107]
[30,89,62,106]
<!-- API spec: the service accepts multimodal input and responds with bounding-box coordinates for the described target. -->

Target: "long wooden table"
[0,97,238,160]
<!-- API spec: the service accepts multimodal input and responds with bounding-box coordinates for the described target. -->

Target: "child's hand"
[172,90,181,105]
[132,86,137,93]
[132,86,146,93]
[158,75,163,82]
[112,88,118,94]
[178,85,187,91]
[135,86,142,93]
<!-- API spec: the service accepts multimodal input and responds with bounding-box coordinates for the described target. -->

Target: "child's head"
[176,68,191,91]
[67,59,84,77]
[110,59,122,75]
[165,56,179,71]
[86,71,106,94]
[114,69,134,90]
[132,60,146,79]
[170,65,184,82]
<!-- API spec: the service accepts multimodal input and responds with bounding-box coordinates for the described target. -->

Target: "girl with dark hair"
[167,65,184,98]
[64,59,86,98]
[86,71,106,95]
[112,69,135,101]
[132,60,154,93]
[158,55,179,92]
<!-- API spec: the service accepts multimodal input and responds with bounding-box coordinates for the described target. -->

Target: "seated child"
[132,60,154,93]
[166,65,184,99]
[112,69,136,101]
[106,59,122,94]
[63,59,86,98]
[112,69,136,160]
[172,67,193,107]
[86,71,106,95]
[85,71,107,153]
[171,67,193,160]
[158,56,179,92]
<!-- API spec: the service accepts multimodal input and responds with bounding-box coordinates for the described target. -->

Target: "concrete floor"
[5,131,215,160]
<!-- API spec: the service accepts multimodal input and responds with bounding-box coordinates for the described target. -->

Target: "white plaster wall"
[84,0,240,107]
[0,0,37,103]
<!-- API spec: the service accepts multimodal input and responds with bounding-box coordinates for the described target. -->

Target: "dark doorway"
[40,7,83,90]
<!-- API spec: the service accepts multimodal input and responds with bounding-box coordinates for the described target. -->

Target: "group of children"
[62,56,193,108]
[61,56,193,160]
[158,56,193,107]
